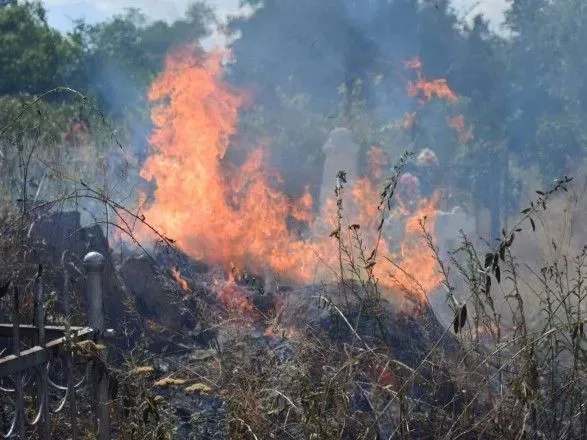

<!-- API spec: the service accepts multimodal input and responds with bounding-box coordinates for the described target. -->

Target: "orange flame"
[215,277,255,315]
[393,192,442,296]
[127,46,443,305]
[366,146,388,181]
[137,45,313,277]
[171,268,191,292]
[404,57,458,104]
[448,115,473,144]
[374,362,395,389]
[408,79,458,103]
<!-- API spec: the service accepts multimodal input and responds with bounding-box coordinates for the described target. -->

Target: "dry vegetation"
[103,167,586,439]
[1,100,586,440]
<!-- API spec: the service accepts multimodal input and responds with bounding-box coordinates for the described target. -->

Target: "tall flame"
[138,45,313,277]
[130,46,443,303]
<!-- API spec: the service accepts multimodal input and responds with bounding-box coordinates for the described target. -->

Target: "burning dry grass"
[1,164,585,439]
[92,46,586,439]
[111,173,584,440]
[95,170,584,439]
[1,44,585,440]
[119,46,445,307]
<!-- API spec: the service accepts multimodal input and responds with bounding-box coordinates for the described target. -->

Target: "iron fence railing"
[0,251,110,439]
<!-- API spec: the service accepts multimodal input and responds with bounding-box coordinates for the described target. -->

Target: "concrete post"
[83,251,110,440]
[319,127,360,213]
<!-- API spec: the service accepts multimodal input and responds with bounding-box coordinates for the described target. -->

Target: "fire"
[404,58,475,147]
[392,192,442,296]
[366,146,388,181]
[346,174,443,300]
[312,149,443,302]
[214,277,255,315]
[448,115,473,144]
[171,267,191,292]
[127,46,443,305]
[136,45,314,278]
[374,362,395,390]
[408,78,458,104]
[404,57,458,104]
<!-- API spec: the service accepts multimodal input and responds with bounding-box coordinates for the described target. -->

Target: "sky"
[43,0,511,37]
[44,0,244,31]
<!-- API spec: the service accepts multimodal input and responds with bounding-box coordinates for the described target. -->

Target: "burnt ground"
[18,210,463,439]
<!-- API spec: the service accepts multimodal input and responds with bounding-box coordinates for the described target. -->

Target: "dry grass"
[1,97,585,439]
[170,169,586,439]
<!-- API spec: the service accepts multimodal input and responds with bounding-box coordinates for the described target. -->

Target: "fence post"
[34,272,50,439]
[83,251,110,440]
[62,252,79,440]
[13,286,24,439]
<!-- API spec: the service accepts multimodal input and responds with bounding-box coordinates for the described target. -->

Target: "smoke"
[223,1,463,205]
[67,0,586,278]
[86,57,152,175]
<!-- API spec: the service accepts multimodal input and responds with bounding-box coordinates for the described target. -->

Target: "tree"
[227,0,464,114]
[504,0,587,180]
[226,0,476,202]
[447,15,511,239]
[0,0,17,8]
[70,3,216,119]
[0,1,81,96]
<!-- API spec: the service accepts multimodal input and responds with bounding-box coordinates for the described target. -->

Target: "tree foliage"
[0,0,585,238]
[70,2,216,118]
[505,0,587,179]
[0,1,80,95]
[0,1,215,117]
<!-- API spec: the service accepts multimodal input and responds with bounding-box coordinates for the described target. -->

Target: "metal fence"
[0,251,110,439]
